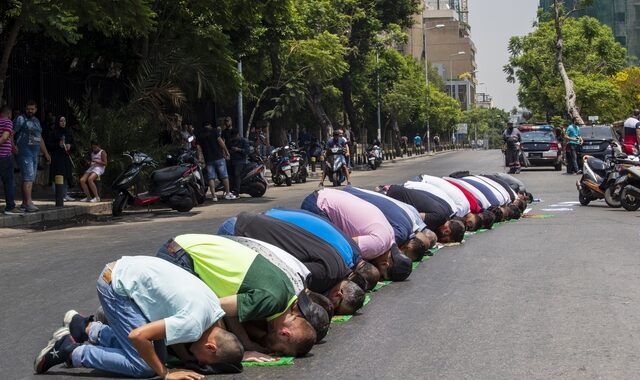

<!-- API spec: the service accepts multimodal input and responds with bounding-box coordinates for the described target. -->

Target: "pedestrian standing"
[0,106,22,215]
[48,115,76,201]
[565,118,582,174]
[195,122,235,201]
[502,122,522,174]
[13,100,50,212]
[80,141,107,202]
[227,128,250,198]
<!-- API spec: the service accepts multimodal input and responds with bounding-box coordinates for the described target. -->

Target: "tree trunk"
[307,86,333,140]
[0,18,22,104]
[340,74,359,137]
[553,0,584,124]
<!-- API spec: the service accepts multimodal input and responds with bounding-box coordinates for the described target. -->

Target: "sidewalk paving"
[0,148,457,229]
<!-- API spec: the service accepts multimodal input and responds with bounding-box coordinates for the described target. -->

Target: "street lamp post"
[449,51,465,99]
[423,21,444,155]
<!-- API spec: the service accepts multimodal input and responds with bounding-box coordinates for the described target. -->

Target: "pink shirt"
[316,188,394,260]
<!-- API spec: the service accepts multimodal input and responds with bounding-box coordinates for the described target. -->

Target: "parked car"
[577,124,618,168]
[519,124,562,171]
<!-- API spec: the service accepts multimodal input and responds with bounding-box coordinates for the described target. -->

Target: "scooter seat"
[152,166,185,183]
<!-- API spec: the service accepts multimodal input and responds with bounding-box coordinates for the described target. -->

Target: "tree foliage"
[504,15,626,122]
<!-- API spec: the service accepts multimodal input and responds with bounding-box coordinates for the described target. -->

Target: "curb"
[0,202,111,229]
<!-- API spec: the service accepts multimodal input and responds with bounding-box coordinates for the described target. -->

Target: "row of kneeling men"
[34,171,531,378]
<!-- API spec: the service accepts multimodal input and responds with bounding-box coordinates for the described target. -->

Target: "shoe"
[224,193,237,200]
[347,182,352,186]
[80,197,91,202]
[63,310,93,343]
[63,195,75,201]
[318,183,324,188]
[4,207,25,215]
[34,328,78,374]
[576,170,583,175]
[25,204,39,212]
[19,204,27,212]
[89,197,100,203]
[210,195,218,202]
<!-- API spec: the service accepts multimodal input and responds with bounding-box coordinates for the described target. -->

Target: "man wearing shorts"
[13,100,50,212]
[0,106,22,215]
[196,122,236,201]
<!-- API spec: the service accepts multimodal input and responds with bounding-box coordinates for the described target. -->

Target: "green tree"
[504,14,626,122]
[0,0,155,102]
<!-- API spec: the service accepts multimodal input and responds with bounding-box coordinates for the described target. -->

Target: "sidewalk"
[0,148,458,229]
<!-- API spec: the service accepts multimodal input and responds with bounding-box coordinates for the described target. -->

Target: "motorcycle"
[615,166,640,211]
[289,145,308,183]
[216,147,268,197]
[324,146,347,186]
[269,146,293,186]
[111,150,203,216]
[576,154,621,207]
[367,144,382,170]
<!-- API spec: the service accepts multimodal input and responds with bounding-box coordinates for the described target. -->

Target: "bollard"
[54,175,65,207]
[311,156,316,172]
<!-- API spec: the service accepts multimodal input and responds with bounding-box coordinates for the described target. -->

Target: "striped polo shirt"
[0,118,12,157]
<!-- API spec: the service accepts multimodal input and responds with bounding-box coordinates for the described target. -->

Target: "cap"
[297,291,330,342]
[388,244,412,281]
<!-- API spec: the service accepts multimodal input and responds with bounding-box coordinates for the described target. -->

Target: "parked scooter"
[269,145,293,186]
[576,154,621,207]
[616,166,640,211]
[324,146,347,186]
[111,150,203,216]
[216,147,268,197]
[166,149,206,205]
[367,144,382,170]
[289,144,308,183]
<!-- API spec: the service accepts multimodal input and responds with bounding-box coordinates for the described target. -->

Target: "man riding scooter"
[319,129,351,187]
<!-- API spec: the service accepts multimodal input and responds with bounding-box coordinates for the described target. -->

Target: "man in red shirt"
[0,106,21,215]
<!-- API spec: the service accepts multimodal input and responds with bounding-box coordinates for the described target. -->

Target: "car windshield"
[581,127,614,140]
[521,131,555,142]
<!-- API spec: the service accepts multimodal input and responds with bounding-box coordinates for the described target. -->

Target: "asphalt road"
[3,150,640,380]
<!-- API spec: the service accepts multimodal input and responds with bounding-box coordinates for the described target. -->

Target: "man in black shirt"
[227,212,366,315]
[380,185,465,244]
[196,122,234,201]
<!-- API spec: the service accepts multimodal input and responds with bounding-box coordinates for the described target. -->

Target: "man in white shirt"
[34,256,243,378]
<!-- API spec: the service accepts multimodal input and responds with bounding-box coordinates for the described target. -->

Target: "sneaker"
[25,204,39,212]
[63,310,93,343]
[19,204,27,212]
[223,193,237,200]
[34,328,78,374]
[210,195,218,202]
[63,195,76,201]
[89,197,100,203]
[80,197,91,202]
[318,183,324,188]
[4,207,25,215]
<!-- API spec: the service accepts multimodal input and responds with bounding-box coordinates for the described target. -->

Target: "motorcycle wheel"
[272,174,282,186]
[554,162,562,171]
[332,173,340,187]
[620,187,640,211]
[189,184,206,205]
[248,182,267,198]
[369,162,376,170]
[112,192,129,216]
[604,186,622,208]
[578,192,591,206]
[285,177,292,186]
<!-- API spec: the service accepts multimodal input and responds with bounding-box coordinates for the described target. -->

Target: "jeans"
[155,240,196,276]
[300,191,327,218]
[217,216,237,235]
[567,144,579,173]
[231,160,244,195]
[0,156,15,211]
[17,144,39,182]
[206,158,228,181]
[73,266,157,377]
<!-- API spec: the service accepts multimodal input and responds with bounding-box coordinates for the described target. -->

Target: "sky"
[468,0,540,111]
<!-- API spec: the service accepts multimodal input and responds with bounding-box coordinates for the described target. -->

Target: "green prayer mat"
[331,295,371,323]
[522,213,554,219]
[371,280,392,292]
[242,356,295,367]
[331,314,353,323]
[412,261,420,270]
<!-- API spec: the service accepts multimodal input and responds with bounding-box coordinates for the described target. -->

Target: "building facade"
[539,0,639,60]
